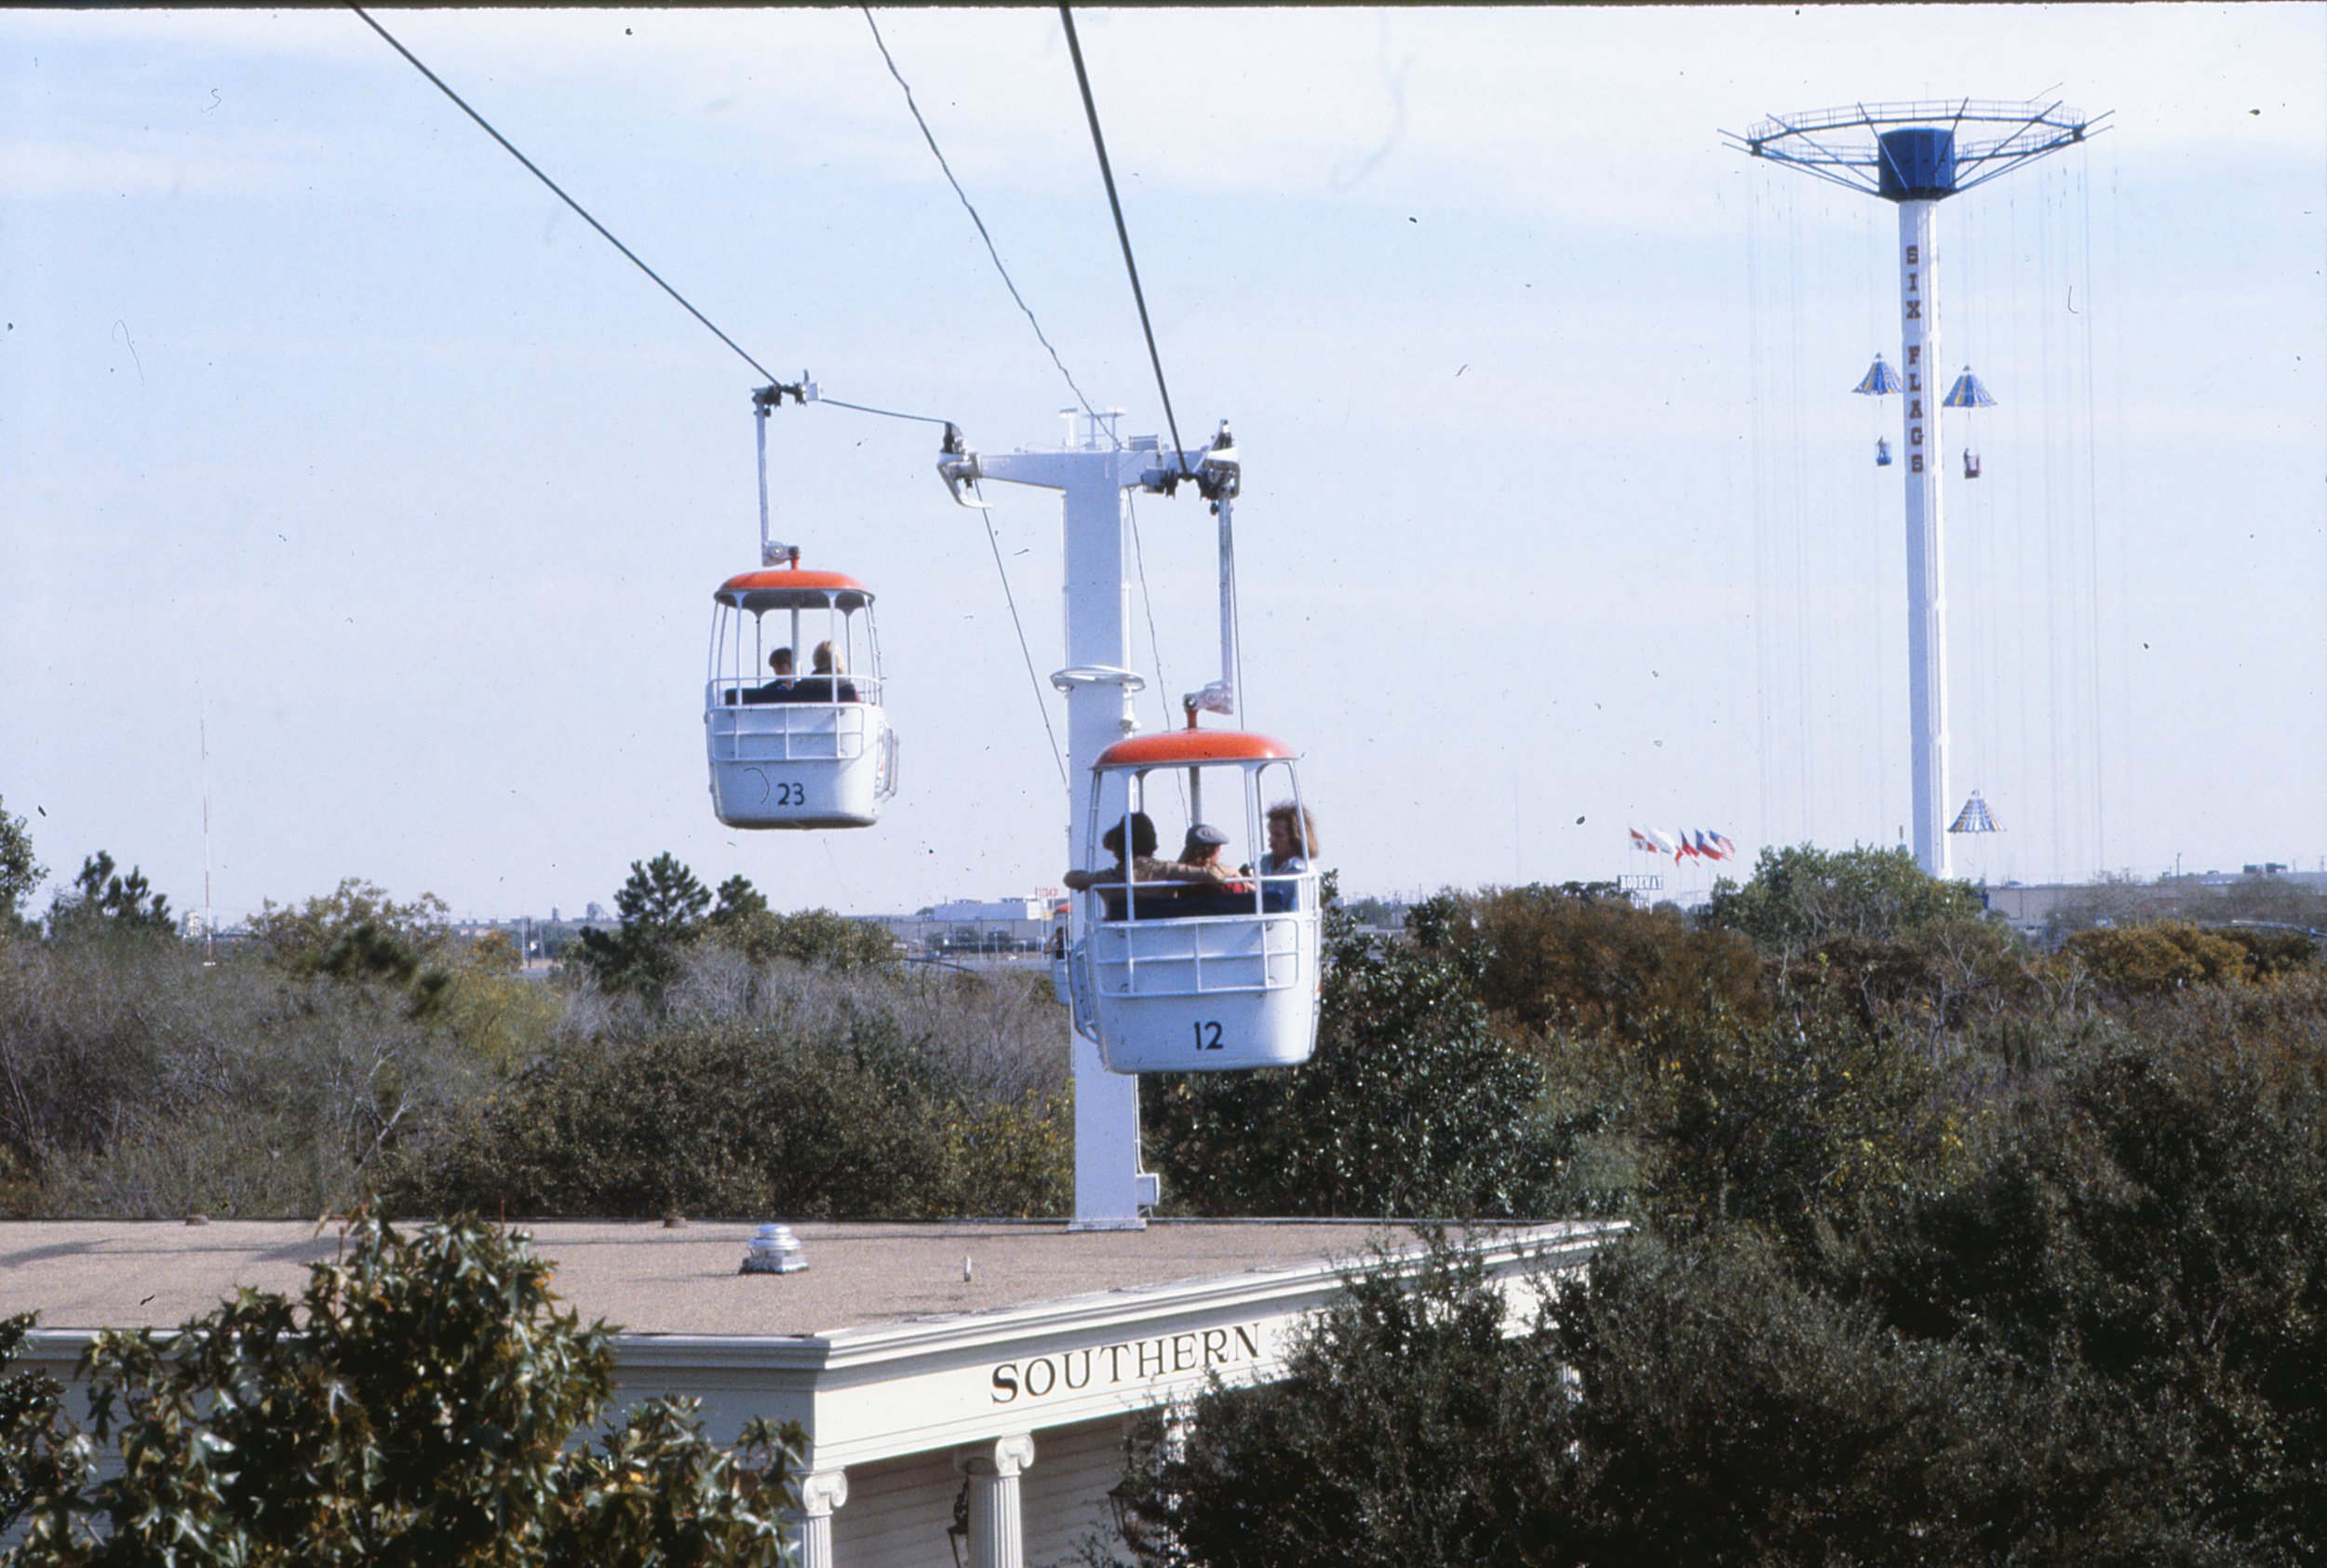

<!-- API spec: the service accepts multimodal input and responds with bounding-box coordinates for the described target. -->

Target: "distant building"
[927,898,1052,924]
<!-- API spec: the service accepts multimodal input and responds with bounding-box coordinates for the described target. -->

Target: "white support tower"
[1895,194,1950,876]
[944,411,1225,1229]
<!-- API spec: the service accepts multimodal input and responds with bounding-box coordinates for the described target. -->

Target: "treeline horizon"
[7,790,2325,1560]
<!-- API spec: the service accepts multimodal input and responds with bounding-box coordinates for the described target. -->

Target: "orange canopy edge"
[1096,730,1298,768]
[718,568,871,596]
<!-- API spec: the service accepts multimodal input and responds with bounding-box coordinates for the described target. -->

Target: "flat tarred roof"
[0,1220,1594,1338]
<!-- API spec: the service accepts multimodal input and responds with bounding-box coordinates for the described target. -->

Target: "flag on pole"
[1711,831,1739,860]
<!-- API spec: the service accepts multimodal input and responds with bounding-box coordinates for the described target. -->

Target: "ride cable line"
[350,2,1076,799]
[352,6,1322,1227]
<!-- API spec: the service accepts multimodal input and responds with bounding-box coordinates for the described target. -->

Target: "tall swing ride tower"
[1726,100,2102,878]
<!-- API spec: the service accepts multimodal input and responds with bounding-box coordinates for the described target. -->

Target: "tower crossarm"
[1728,98,2102,202]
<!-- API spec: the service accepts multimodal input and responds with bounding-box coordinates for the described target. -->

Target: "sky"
[4,6,2323,924]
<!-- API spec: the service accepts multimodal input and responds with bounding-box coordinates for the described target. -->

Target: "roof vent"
[740,1223,808,1275]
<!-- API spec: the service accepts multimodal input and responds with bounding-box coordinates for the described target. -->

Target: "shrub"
[1424,882,1764,1045]
[1110,1239,1583,1568]
[1628,1008,1958,1235]
[13,1217,801,1566]
[384,957,1073,1220]
[2060,919,2255,996]
[0,938,474,1218]
[1145,897,1573,1218]
[1703,843,1987,958]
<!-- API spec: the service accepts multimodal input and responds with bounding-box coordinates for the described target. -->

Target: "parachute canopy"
[1853,355,1904,395]
[1948,789,2001,834]
[1943,367,1997,409]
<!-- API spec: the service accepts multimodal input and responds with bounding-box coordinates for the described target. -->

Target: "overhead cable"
[348,5,786,388]
[862,9,1104,426]
[1057,7,1191,475]
[978,510,1071,790]
[351,6,961,435]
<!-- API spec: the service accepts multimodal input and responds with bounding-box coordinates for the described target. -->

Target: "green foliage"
[707,894,901,975]
[0,1312,84,1539]
[1426,882,1764,1045]
[577,860,894,1001]
[0,795,44,941]
[1702,842,1986,958]
[0,936,472,1218]
[1124,1018,2327,1566]
[243,878,471,1024]
[1632,1009,1956,1234]
[1827,1032,2327,1557]
[1551,1232,2091,1566]
[1769,913,2035,1039]
[1146,896,1572,1218]
[248,877,451,975]
[44,851,173,941]
[2061,918,2263,996]
[1110,1240,1582,1568]
[574,852,711,1001]
[2214,924,2324,981]
[386,964,1070,1220]
[14,1216,800,1566]
[392,1025,957,1219]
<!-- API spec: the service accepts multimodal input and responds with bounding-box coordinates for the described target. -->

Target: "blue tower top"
[1726,101,2103,204]
[1877,127,1958,201]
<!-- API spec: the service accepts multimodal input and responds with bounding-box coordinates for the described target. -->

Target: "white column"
[1060,468,1147,1229]
[954,1434,1037,1568]
[791,1468,849,1568]
[1897,197,1952,878]
[975,429,1162,1230]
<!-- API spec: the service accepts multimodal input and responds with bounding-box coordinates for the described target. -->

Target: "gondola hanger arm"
[936,422,990,509]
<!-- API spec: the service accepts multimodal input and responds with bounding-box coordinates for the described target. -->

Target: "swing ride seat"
[1064,728,1322,1074]
[704,565,896,830]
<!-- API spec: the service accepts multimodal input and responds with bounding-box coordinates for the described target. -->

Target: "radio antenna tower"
[1725,99,2105,877]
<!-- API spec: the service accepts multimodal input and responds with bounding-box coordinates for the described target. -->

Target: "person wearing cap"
[1165,823,1244,888]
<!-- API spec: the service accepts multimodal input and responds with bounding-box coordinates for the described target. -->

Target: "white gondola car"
[704,559,896,829]
[1063,728,1320,1073]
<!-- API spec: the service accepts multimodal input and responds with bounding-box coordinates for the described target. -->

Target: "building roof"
[0,1219,1596,1340]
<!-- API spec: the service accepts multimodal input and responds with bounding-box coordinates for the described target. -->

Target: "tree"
[2059,919,2257,996]
[1110,1240,1583,1568]
[1145,894,1573,1217]
[0,795,44,941]
[706,877,901,974]
[16,1215,800,1566]
[1425,882,1764,1045]
[385,1017,1024,1221]
[45,852,173,940]
[1118,1023,2327,1566]
[575,853,711,1000]
[0,1312,83,1539]
[248,878,451,975]
[1632,1008,1956,1234]
[1702,843,1986,958]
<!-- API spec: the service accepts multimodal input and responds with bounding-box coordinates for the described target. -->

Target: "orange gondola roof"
[1096,730,1298,768]
[715,566,872,611]
[718,568,869,596]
